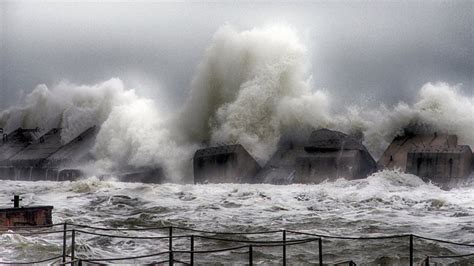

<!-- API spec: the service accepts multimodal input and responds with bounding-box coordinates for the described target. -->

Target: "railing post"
[249,245,253,266]
[62,223,67,263]
[409,234,413,266]
[318,238,323,266]
[71,229,76,265]
[349,260,356,266]
[282,230,286,266]
[425,256,429,266]
[190,235,194,266]
[169,226,173,266]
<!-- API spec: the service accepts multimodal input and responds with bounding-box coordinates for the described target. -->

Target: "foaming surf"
[0,170,473,263]
[0,23,473,264]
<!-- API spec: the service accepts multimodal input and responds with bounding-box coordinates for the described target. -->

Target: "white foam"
[1,25,473,179]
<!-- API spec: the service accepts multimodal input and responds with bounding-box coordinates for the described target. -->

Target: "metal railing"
[0,222,473,265]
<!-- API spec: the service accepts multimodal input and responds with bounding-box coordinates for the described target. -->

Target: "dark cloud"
[1,1,472,110]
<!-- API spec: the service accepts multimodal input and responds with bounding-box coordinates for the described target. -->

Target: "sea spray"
[333,82,474,159]
[0,79,194,179]
[179,25,332,162]
[1,25,473,180]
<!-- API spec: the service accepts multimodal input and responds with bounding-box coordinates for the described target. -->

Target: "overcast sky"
[1,1,473,110]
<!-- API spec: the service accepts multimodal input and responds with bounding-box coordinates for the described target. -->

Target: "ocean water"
[1,170,473,265]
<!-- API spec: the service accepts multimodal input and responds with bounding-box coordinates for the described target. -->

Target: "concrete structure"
[9,128,63,168]
[0,125,166,183]
[101,168,165,183]
[255,140,306,184]
[0,128,42,166]
[0,127,93,181]
[46,126,97,168]
[294,129,377,183]
[193,144,261,183]
[379,131,473,183]
[406,145,472,182]
[377,133,458,171]
[0,196,53,227]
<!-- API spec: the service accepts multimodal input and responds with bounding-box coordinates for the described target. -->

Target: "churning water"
[1,171,473,265]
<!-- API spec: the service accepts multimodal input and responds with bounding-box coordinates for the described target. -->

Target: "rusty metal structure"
[0,195,53,227]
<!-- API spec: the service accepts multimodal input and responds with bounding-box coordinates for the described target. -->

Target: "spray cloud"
[1,24,473,180]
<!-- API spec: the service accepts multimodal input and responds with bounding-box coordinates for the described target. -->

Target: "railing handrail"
[2,222,473,246]
[0,255,64,264]
[287,230,411,240]
[2,222,473,265]
[74,229,190,239]
[415,235,474,247]
[427,253,474,259]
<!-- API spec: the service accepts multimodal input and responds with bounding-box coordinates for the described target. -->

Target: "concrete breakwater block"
[294,129,377,183]
[193,144,261,183]
[406,145,472,182]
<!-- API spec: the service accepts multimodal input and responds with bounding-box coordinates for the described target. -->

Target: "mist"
[1,1,472,110]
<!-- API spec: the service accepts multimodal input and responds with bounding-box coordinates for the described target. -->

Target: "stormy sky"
[1,1,473,110]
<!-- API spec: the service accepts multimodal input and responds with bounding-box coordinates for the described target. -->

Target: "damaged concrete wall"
[193,144,261,183]
[378,131,473,183]
[255,140,306,184]
[0,127,87,181]
[406,145,472,182]
[0,128,41,166]
[294,129,377,183]
[9,128,63,168]
[46,126,97,168]
[377,133,458,171]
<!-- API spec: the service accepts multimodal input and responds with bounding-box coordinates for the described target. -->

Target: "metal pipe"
[425,256,429,266]
[409,234,414,266]
[169,226,173,266]
[282,230,286,266]
[62,223,67,263]
[71,229,75,265]
[190,235,194,266]
[319,238,323,266]
[249,245,253,266]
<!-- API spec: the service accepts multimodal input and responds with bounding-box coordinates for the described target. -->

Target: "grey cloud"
[1,1,472,110]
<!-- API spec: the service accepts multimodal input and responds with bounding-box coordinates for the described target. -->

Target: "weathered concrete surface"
[255,140,306,184]
[0,126,168,183]
[0,206,53,226]
[377,133,458,171]
[194,144,261,183]
[46,126,97,168]
[304,128,365,152]
[101,168,165,183]
[406,145,472,182]
[0,128,41,166]
[294,129,377,183]
[9,128,63,168]
[0,167,81,181]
